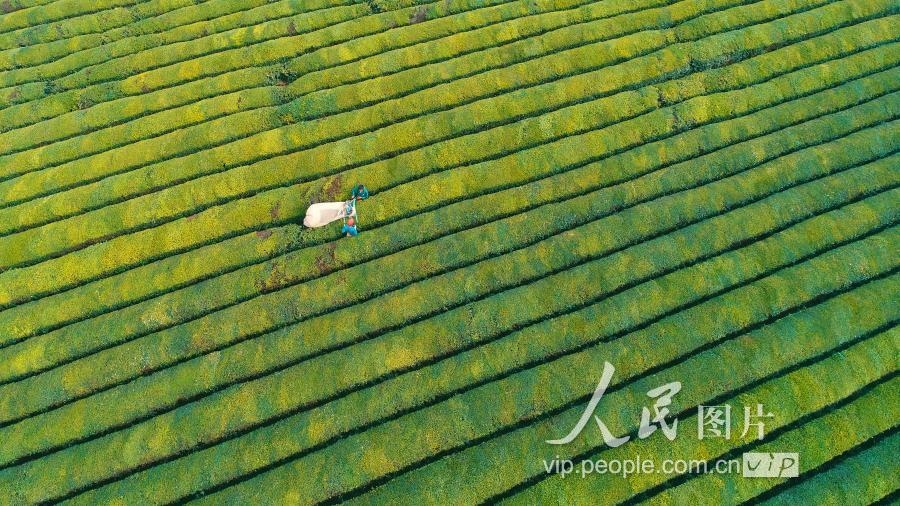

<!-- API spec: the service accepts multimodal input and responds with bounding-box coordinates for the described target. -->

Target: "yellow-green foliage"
[0,1,361,101]
[0,0,140,44]
[0,97,893,423]
[647,375,899,504]
[368,324,900,505]
[0,0,510,132]
[1,132,896,500]
[0,0,589,163]
[0,0,599,188]
[0,16,890,346]
[758,431,899,504]
[0,66,271,157]
[0,0,339,73]
[291,0,850,117]
[201,240,899,505]
[285,0,627,96]
[46,0,362,92]
[506,328,899,505]
[0,41,895,339]
[3,156,896,503]
[0,64,891,376]
[1,0,897,502]
[1,0,893,278]
[70,201,899,504]
[0,0,570,186]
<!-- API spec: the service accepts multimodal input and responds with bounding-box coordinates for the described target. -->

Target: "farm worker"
[345,184,368,217]
[342,217,359,237]
[351,184,369,200]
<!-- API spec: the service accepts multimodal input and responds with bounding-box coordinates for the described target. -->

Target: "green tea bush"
[0,0,663,163]
[284,0,678,98]
[3,47,889,384]
[0,40,894,334]
[365,324,899,505]
[289,0,852,117]
[0,0,332,73]
[757,432,899,505]
[0,0,515,132]
[1,0,897,503]
[2,163,894,504]
[195,246,899,504]
[0,142,894,502]
[646,376,898,504]
[0,0,584,186]
[0,0,891,275]
[0,66,270,160]
[71,212,899,505]
[503,327,898,505]
[0,0,140,43]
[0,62,892,365]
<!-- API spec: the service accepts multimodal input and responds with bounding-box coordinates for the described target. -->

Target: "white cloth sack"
[303,201,356,228]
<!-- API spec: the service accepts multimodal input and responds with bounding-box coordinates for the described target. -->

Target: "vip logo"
[742,452,799,477]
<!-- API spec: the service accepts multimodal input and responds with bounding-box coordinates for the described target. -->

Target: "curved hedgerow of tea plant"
[0,0,614,143]
[0,69,890,400]
[355,323,899,505]
[3,0,60,11]
[0,0,434,95]
[0,0,861,231]
[289,9,898,123]
[0,0,663,183]
[0,0,242,56]
[1,1,897,503]
[0,0,526,129]
[0,73,892,370]
[0,0,866,206]
[0,49,892,392]
[69,227,899,504]
[0,96,894,462]
[754,431,899,505]
[488,331,899,506]
[1,0,852,171]
[197,254,898,504]
[0,0,141,39]
[0,157,895,503]
[0,0,671,162]
[0,0,617,157]
[0,46,893,360]
[0,0,868,190]
[621,373,899,505]
[0,1,890,281]
[0,0,668,184]
[0,120,893,461]
[0,136,894,486]
[0,0,348,72]
[6,25,894,247]
[0,0,363,109]
[0,62,889,364]
[0,0,224,55]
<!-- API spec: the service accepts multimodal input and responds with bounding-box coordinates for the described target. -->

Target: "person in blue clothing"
[351,184,369,200]
[340,184,368,238]
[341,217,359,237]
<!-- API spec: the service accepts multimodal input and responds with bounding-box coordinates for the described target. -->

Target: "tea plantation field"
[0,0,897,503]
